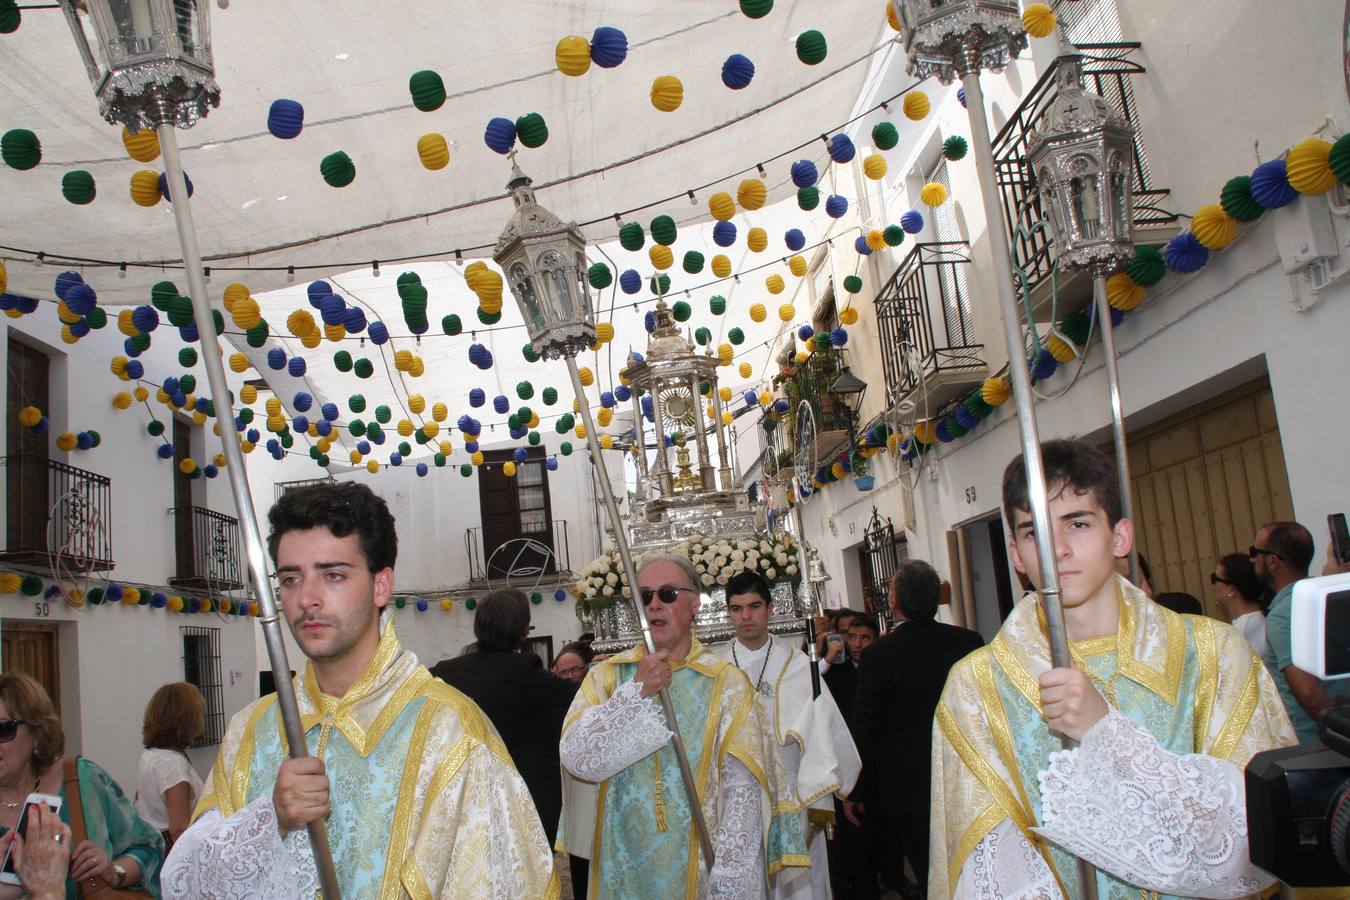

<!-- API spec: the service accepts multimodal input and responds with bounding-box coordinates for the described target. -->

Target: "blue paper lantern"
[469,388,486,407]
[368,320,390,344]
[150,591,168,609]
[955,404,979,430]
[464,439,478,453]
[790,159,818,188]
[1031,348,1058,382]
[321,402,339,421]
[54,271,82,300]
[797,324,814,340]
[389,452,402,466]
[158,170,193,202]
[1249,158,1298,210]
[267,348,286,370]
[457,414,474,432]
[131,305,159,332]
[641,394,654,421]
[827,134,856,163]
[343,306,367,333]
[614,384,632,402]
[318,294,345,325]
[825,195,848,218]
[591,26,628,68]
[178,321,198,343]
[15,296,37,314]
[69,319,90,339]
[307,280,332,303]
[644,311,656,333]
[712,220,737,247]
[315,420,333,438]
[601,391,616,408]
[546,458,559,472]
[247,428,260,443]
[957,86,966,108]
[156,443,174,459]
[1163,231,1209,274]
[484,117,517,155]
[415,597,429,612]
[785,228,805,251]
[416,462,429,477]
[267,99,304,139]
[722,53,755,89]
[293,392,313,412]
[829,327,848,346]
[287,356,307,377]
[493,395,510,414]
[469,343,493,370]
[619,269,641,294]
[513,447,528,463]
[744,390,758,406]
[854,236,873,255]
[164,376,180,394]
[64,283,97,315]
[901,210,925,234]
[293,414,310,432]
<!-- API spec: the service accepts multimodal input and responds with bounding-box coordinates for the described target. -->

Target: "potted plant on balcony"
[775,448,796,483]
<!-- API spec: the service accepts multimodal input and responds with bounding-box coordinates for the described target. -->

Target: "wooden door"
[479,448,554,578]
[1,625,59,713]
[173,417,193,578]
[7,337,49,553]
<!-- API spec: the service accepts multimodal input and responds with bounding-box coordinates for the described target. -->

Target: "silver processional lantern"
[1027,38,1137,277]
[892,0,1027,83]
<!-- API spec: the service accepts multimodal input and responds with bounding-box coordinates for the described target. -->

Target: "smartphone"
[826,633,846,664]
[0,793,63,885]
[1330,513,1350,566]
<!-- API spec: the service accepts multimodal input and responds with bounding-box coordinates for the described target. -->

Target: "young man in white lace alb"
[929,439,1296,899]
[557,553,808,898]
[161,482,557,898]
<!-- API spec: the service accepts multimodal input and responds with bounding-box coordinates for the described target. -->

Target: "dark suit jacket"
[850,619,984,811]
[823,658,861,724]
[430,651,578,844]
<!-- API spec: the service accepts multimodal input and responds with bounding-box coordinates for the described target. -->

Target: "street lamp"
[58,3,339,895]
[1028,37,1141,584]
[827,366,868,441]
[495,164,715,868]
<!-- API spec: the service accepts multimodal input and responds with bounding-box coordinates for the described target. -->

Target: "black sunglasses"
[1210,572,1233,586]
[1249,545,1283,561]
[640,586,694,606]
[0,719,29,743]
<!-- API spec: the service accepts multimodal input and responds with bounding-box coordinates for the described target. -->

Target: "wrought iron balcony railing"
[0,455,113,572]
[993,42,1177,292]
[775,347,857,461]
[875,242,987,410]
[169,506,244,592]
[465,518,572,584]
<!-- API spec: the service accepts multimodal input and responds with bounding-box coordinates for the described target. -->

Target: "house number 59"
[964,486,977,504]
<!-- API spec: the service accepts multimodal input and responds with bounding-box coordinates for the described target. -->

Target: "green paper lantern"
[353,357,374,379]
[86,307,107,329]
[619,222,645,251]
[672,300,691,322]
[515,113,549,149]
[238,408,254,424]
[333,350,353,372]
[650,215,677,246]
[695,326,711,346]
[942,135,969,161]
[560,442,573,456]
[588,263,613,289]
[883,225,905,246]
[211,308,225,336]
[477,307,501,324]
[442,313,462,335]
[797,186,820,211]
[542,387,558,405]
[0,1,20,34]
[460,464,473,476]
[517,381,535,400]
[349,394,366,413]
[709,295,726,315]
[398,441,412,457]
[281,431,294,448]
[147,420,165,437]
[556,413,574,433]
[366,424,383,442]
[843,275,863,294]
[409,70,447,112]
[872,121,898,151]
[61,170,96,205]
[86,587,104,605]
[349,420,367,437]
[795,29,827,65]
[1332,134,1350,186]
[246,322,269,348]
[965,392,994,419]
[699,381,710,396]
[151,281,177,309]
[320,151,356,188]
[415,427,429,444]
[179,374,196,394]
[166,295,194,327]
[465,598,477,610]
[812,332,831,350]
[178,347,198,367]
[396,271,421,289]
[528,431,541,446]
[1126,245,1166,287]
[740,0,772,18]
[1059,311,1091,347]
[394,595,407,609]
[1219,176,1264,223]
[522,343,539,363]
[728,326,744,345]
[434,452,447,466]
[375,405,392,424]
[1,129,40,170]
[682,251,705,274]
[516,406,533,423]
[20,575,42,596]
[530,592,543,605]
[649,273,671,296]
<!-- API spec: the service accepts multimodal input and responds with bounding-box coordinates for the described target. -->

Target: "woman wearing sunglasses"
[1212,552,1273,656]
[0,673,163,898]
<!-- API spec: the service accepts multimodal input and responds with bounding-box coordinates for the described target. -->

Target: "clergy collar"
[608,636,728,678]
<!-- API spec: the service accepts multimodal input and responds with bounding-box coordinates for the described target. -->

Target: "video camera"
[1246,571,1350,886]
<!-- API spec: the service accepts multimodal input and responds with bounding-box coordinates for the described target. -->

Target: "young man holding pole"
[929,440,1295,898]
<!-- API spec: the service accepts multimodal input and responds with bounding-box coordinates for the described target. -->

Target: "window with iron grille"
[181,626,224,747]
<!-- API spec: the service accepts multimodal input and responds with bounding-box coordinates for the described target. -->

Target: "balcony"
[776,348,854,463]
[875,242,988,412]
[169,506,245,592]
[465,518,572,584]
[0,456,113,572]
[993,42,1178,314]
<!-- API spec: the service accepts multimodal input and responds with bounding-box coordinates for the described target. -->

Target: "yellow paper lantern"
[913,421,938,444]
[575,422,587,439]
[117,309,139,337]
[57,432,77,452]
[367,459,380,474]
[778,303,795,322]
[597,407,613,427]
[287,309,317,337]
[722,411,733,426]
[228,353,250,373]
[129,170,161,207]
[394,349,413,371]
[222,281,250,308]
[862,154,888,180]
[0,572,20,594]
[134,386,149,402]
[886,1,900,31]
[1106,272,1145,310]
[439,440,453,455]
[765,274,785,294]
[232,297,261,330]
[265,396,282,415]
[178,458,196,474]
[325,322,346,343]
[122,126,160,162]
[349,449,363,464]
[213,453,225,468]
[981,377,1010,407]
[795,351,809,366]
[158,388,173,406]
[920,182,949,206]
[595,322,615,344]
[306,422,319,437]
[758,391,773,406]
[300,331,321,349]
[747,227,768,252]
[749,303,766,322]
[417,133,451,171]
[717,343,734,363]
[409,357,425,377]
[432,402,448,422]
[192,411,206,426]
[240,440,255,454]
[599,434,614,450]
[57,301,81,324]
[903,91,930,121]
[578,367,595,386]
[110,356,128,377]
[705,404,716,420]
[704,254,730,279]
[1191,204,1237,250]
[556,36,591,77]
[112,391,132,410]
[471,450,485,466]
[708,192,736,221]
[866,229,886,251]
[788,255,807,277]
[408,394,426,414]
[718,386,732,402]
[738,362,752,378]
[737,178,766,210]
[1045,334,1077,363]
[651,75,683,112]
[840,306,859,325]
[649,244,674,270]
[1287,138,1338,195]
[397,419,415,437]
[440,598,453,612]
[502,460,519,478]
[1021,3,1056,37]
[240,384,258,404]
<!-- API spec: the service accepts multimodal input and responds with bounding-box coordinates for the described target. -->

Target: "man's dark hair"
[890,559,941,622]
[1003,439,1122,528]
[726,569,773,605]
[833,610,858,631]
[1153,591,1203,615]
[1263,521,1314,575]
[846,615,880,637]
[268,481,397,571]
[474,589,531,652]
[557,640,594,666]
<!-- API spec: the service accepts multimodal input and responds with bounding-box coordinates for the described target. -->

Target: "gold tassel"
[653,756,667,832]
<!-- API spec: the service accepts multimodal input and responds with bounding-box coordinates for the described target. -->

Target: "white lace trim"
[560,679,673,782]
[161,797,319,899]
[707,756,765,899]
[959,819,1062,900]
[1034,706,1276,899]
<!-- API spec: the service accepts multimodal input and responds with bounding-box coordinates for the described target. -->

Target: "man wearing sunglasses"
[559,553,807,898]
[1253,521,1337,741]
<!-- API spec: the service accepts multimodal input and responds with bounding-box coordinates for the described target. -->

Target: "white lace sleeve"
[560,679,674,782]
[707,755,765,899]
[1034,706,1277,899]
[160,797,319,900]
[955,819,1062,900]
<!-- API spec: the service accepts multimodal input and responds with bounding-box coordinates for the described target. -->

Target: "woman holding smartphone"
[0,673,163,897]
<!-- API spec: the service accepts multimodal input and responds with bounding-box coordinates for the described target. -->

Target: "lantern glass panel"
[1110,159,1130,238]
[509,261,544,331]
[1070,172,1101,240]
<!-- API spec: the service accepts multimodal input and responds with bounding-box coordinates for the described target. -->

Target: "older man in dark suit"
[850,559,983,894]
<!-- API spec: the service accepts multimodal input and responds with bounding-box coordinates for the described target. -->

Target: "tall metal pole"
[956,58,1099,899]
[565,359,715,868]
[1093,274,1139,584]
[157,119,342,900]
